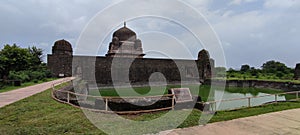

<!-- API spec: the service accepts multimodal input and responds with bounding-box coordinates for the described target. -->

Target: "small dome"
[113,24,136,41]
[198,49,210,60]
[53,39,72,52]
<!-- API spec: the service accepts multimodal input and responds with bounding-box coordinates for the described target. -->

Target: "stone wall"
[47,54,72,77]
[213,79,300,92]
[47,40,213,85]
[70,56,210,86]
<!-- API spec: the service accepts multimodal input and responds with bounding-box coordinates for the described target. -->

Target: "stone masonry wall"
[212,79,300,92]
[70,56,209,86]
[47,54,72,77]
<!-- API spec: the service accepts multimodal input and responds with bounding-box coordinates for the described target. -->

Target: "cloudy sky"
[0,0,299,69]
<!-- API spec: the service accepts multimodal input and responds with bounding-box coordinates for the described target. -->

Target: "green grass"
[94,85,203,96]
[1,84,300,134]
[94,85,169,97]
[210,101,300,122]
[124,101,300,129]
[0,89,103,135]
[0,78,58,93]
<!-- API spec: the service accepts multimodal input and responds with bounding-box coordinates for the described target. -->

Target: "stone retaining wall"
[212,79,300,92]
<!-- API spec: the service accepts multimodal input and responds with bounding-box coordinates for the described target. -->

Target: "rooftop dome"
[112,22,136,41]
[198,49,210,60]
[52,39,73,55]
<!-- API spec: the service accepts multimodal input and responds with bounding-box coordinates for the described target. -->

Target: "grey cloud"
[0,0,299,69]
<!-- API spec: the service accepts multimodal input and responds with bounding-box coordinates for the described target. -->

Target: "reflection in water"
[94,85,290,111]
[211,89,286,111]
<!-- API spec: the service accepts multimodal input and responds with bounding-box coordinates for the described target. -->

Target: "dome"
[198,49,210,60]
[52,39,73,55]
[112,23,136,41]
[53,39,72,52]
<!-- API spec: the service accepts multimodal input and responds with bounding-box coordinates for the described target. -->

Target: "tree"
[28,46,44,70]
[0,44,31,78]
[249,67,260,77]
[262,60,291,74]
[0,44,45,79]
[215,67,226,77]
[240,64,250,73]
[227,68,239,78]
[261,60,293,79]
[227,68,236,73]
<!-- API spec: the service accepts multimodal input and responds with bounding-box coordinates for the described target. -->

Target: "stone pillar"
[197,49,214,82]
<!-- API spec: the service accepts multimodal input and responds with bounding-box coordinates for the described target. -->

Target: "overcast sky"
[0,0,299,69]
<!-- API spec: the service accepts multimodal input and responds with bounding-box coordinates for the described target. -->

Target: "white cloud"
[229,0,242,5]
[214,11,268,42]
[264,0,300,9]
[185,0,212,8]
[229,0,257,5]
[203,0,300,68]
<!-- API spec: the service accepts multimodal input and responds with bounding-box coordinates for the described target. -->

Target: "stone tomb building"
[47,24,214,86]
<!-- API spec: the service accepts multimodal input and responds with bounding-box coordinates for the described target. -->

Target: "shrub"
[33,79,39,83]
[42,78,47,82]
[45,70,52,78]
[29,71,46,80]
[8,71,30,82]
[8,70,50,83]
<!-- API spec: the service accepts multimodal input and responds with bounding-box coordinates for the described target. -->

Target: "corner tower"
[294,63,300,80]
[47,39,73,77]
[106,22,145,58]
[197,49,214,82]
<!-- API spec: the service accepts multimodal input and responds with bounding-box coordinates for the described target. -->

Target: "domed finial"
[124,21,126,27]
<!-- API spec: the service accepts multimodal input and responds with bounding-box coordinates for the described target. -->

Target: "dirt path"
[0,77,73,108]
[159,108,300,135]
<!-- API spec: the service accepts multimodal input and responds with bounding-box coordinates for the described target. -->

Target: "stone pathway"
[0,77,73,108]
[159,108,300,135]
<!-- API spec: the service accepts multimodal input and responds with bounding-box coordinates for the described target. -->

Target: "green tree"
[261,60,292,79]
[249,67,260,77]
[28,46,44,70]
[240,64,250,73]
[227,68,239,78]
[0,44,31,78]
[215,67,226,77]
[262,60,291,74]
[227,68,236,73]
[0,44,46,80]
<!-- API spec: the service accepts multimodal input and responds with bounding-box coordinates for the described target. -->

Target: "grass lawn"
[0,78,58,93]
[0,89,101,135]
[1,85,300,134]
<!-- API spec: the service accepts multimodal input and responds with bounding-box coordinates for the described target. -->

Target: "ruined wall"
[47,54,72,77]
[70,56,209,86]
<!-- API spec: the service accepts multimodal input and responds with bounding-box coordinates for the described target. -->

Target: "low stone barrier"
[52,83,203,114]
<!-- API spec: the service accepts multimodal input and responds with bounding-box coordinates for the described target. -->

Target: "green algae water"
[89,85,292,111]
